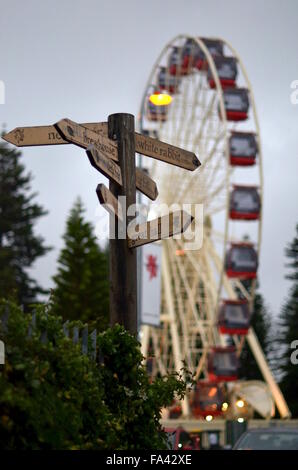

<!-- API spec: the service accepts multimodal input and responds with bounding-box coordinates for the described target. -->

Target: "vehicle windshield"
[237,431,298,450]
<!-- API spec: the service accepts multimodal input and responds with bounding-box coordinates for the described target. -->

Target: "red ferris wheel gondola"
[229,132,258,166]
[221,88,250,121]
[208,56,238,89]
[218,299,251,335]
[146,98,168,122]
[208,347,239,382]
[225,242,258,279]
[195,38,223,70]
[157,66,180,94]
[229,185,261,221]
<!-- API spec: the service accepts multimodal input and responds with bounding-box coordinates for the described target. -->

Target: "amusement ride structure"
[137,35,291,420]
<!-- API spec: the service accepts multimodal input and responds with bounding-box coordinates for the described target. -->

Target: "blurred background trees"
[0,141,51,309]
[238,288,272,381]
[276,224,298,417]
[51,197,109,331]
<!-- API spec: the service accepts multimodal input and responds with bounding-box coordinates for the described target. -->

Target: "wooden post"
[108,113,137,335]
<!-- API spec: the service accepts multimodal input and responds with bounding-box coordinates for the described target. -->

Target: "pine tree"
[52,197,109,330]
[0,140,50,307]
[238,288,272,380]
[276,224,298,417]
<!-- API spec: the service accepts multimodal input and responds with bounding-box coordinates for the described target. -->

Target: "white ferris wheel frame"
[137,35,290,419]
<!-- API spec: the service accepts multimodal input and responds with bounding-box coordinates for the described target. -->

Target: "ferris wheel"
[138,35,290,419]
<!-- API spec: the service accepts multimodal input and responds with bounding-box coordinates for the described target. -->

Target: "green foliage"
[0,301,190,449]
[52,198,109,331]
[276,224,298,417]
[238,288,272,381]
[0,141,51,307]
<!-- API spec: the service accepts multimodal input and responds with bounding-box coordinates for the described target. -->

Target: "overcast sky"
[0,0,297,316]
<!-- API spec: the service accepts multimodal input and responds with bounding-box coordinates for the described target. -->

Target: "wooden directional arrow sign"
[86,145,122,186]
[2,122,108,147]
[96,183,123,221]
[3,121,200,170]
[87,145,157,200]
[54,119,118,162]
[135,167,158,201]
[135,133,200,171]
[127,210,194,248]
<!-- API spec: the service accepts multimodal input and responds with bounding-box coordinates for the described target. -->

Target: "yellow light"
[236,399,245,409]
[149,92,173,106]
[237,417,244,423]
[222,402,229,411]
[205,415,213,422]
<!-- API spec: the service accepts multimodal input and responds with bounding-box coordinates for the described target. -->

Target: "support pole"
[108,113,137,335]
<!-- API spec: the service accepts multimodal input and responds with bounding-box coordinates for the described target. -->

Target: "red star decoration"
[146,254,158,280]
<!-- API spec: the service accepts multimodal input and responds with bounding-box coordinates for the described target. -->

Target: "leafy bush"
[0,301,190,449]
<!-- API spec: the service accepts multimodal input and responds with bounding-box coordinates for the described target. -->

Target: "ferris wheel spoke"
[167,45,185,141]
[194,349,208,381]
[167,243,193,367]
[182,72,205,147]
[204,202,226,217]
[235,335,246,357]
[177,130,225,203]
[169,239,209,346]
[175,240,212,327]
[201,177,227,204]
[203,165,225,197]
[174,238,217,310]
[151,329,167,376]
[174,75,193,146]
[232,278,253,301]
[209,229,226,241]
[200,129,225,168]
[191,92,217,152]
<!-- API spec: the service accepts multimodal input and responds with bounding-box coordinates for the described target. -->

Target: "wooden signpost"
[2,113,200,335]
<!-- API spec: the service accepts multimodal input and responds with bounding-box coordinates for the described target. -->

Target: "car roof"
[245,427,298,434]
